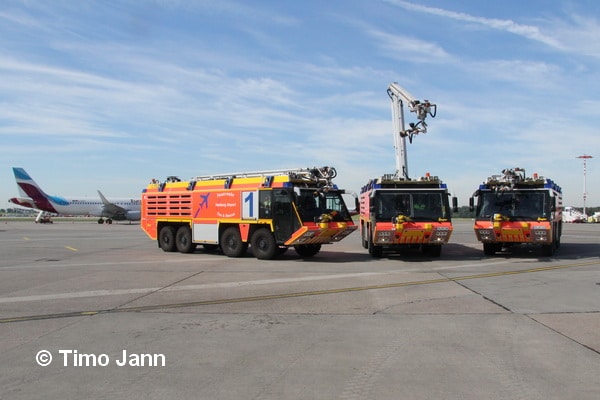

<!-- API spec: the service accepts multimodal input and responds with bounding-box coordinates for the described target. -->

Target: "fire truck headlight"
[376,231,393,243]
[431,227,451,242]
[476,229,494,242]
[532,227,549,242]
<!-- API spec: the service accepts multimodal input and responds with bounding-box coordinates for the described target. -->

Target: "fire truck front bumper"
[373,223,452,245]
[474,222,553,244]
[285,223,357,246]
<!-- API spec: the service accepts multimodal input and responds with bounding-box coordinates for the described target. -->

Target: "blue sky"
[2,0,599,209]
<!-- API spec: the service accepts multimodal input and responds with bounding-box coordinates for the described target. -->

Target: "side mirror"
[452,197,458,213]
[469,197,474,212]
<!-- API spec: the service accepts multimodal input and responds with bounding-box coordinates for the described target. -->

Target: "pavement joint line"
[1,259,598,324]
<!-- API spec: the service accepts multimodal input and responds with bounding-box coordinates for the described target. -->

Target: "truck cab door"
[271,189,300,243]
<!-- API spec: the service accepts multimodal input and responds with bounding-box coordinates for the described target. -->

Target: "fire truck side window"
[258,190,272,219]
[322,192,352,220]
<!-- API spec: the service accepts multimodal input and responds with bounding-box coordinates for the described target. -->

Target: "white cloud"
[383,0,565,50]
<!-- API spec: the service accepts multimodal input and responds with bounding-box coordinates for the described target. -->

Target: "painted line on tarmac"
[0,257,225,270]
[0,259,513,304]
[0,271,411,304]
[1,259,599,324]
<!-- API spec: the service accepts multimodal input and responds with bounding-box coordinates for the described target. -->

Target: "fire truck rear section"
[141,167,356,260]
[470,168,563,256]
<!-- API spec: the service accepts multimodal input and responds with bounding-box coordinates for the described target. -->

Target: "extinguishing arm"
[387,82,437,179]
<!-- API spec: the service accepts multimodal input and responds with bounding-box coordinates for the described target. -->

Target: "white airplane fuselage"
[9,167,141,222]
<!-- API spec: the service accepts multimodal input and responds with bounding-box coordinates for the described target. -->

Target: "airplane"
[8,167,141,224]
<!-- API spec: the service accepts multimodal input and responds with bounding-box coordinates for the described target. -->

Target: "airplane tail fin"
[97,190,110,205]
[12,167,59,213]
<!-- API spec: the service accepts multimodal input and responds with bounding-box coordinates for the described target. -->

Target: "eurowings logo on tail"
[12,168,68,214]
[9,167,141,224]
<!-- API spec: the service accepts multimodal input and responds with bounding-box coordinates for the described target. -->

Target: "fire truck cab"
[470,168,563,256]
[141,166,356,260]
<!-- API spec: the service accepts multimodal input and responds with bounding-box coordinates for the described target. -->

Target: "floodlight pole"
[577,155,593,217]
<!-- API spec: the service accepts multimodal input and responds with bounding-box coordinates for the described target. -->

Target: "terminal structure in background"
[141,166,356,260]
[470,168,563,256]
[359,83,456,258]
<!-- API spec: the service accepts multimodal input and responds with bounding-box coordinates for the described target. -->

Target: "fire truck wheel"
[159,225,177,252]
[541,242,556,257]
[483,243,500,256]
[250,229,278,260]
[220,227,248,257]
[278,246,289,254]
[422,244,442,257]
[368,230,382,258]
[294,244,321,258]
[361,226,368,249]
[175,226,196,253]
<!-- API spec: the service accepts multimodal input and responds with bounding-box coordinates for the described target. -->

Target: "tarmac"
[0,219,599,399]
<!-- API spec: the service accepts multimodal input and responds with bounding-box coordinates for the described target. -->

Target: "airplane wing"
[97,190,127,217]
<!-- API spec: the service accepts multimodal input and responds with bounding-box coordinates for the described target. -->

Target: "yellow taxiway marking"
[1,259,598,324]
[64,246,78,252]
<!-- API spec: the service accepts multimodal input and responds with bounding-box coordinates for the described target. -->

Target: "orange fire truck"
[360,83,456,258]
[470,168,563,256]
[141,166,356,260]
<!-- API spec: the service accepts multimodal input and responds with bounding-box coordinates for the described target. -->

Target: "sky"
[1,0,599,209]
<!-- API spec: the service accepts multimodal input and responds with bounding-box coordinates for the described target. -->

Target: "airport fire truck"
[470,168,563,256]
[360,83,456,258]
[141,166,356,260]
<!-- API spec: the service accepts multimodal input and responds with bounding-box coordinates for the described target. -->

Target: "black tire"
[368,229,382,258]
[483,243,500,256]
[294,244,321,258]
[361,225,369,249]
[159,225,177,252]
[422,244,442,257]
[175,225,196,253]
[251,229,278,260]
[541,238,557,257]
[278,246,289,254]
[220,227,247,258]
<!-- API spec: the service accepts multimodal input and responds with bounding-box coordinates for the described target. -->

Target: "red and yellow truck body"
[359,174,455,258]
[141,168,356,260]
[471,168,563,256]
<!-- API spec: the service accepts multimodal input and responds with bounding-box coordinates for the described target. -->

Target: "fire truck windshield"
[374,191,450,221]
[476,191,550,220]
[296,189,352,222]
